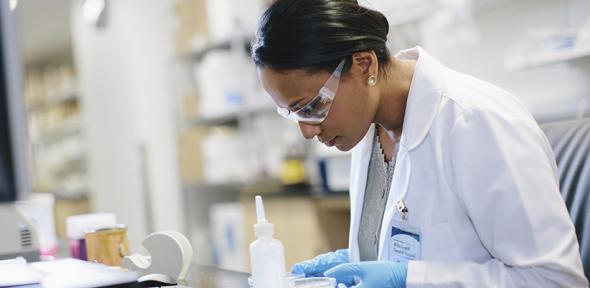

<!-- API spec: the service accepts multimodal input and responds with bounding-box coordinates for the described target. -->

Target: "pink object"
[66,213,116,260]
[69,239,87,260]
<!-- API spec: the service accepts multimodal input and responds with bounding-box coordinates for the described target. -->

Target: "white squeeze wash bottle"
[250,195,288,288]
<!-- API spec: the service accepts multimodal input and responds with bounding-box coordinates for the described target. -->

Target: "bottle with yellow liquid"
[280,144,307,186]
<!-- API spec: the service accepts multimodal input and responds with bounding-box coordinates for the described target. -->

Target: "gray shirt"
[358,132,396,261]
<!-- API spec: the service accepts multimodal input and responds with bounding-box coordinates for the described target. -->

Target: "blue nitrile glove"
[291,249,349,277]
[324,261,408,288]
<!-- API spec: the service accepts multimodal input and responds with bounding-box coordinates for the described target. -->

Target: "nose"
[298,122,321,140]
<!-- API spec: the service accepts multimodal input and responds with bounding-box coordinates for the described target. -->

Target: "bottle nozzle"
[255,195,267,224]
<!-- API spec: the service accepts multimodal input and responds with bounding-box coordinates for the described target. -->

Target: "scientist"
[251,0,588,287]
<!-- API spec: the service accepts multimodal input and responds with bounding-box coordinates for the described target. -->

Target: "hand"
[324,261,408,288]
[291,249,349,277]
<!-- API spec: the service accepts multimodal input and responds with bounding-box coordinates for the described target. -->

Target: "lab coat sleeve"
[406,108,588,288]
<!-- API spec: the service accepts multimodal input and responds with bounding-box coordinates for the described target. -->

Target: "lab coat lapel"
[394,46,444,151]
[349,47,444,262]
[348,124,375,262]
[376,46,444,260]
[378,143,411,260]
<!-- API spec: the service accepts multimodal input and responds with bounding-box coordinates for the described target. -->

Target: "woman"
[251,0,588,287]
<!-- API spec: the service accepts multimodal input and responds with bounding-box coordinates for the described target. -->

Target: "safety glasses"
[276,59,346,124]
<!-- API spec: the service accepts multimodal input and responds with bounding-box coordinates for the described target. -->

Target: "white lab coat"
[347,47,589,287]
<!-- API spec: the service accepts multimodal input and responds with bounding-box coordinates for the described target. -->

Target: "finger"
[291,264,304,275]
[334,249,350,261]
[324,263,361,286]
[291,264,306,276]
[291,262,312,275]
[291,260,323,277]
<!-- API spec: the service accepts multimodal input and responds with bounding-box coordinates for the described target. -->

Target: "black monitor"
[0,0,29,203]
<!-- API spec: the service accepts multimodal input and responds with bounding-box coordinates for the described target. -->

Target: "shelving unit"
[505,45,590,70]
[178,37,253,63]
[186,105,276,128]
[27,89,78,112]
[172,0,326,267]
[175,30,297,187]
[24,63,89,200]
[31,117,82,145]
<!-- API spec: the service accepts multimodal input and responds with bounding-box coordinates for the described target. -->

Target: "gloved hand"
[291,249,349,277]
[324,261,408,288]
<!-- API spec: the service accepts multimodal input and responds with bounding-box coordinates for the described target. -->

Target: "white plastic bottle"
[250,195,288,288]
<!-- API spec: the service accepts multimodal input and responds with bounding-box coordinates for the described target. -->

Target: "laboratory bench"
[180,264,250,288]
[14,261,250,288]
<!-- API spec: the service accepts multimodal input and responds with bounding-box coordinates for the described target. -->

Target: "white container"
[290,277,337,288]
[210,203,247,271]
[249,196,288,288]
[14,193,58,259]
[249,273,305,288]
[202,128,254,184]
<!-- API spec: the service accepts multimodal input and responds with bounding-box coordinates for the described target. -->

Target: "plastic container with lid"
[248,272,305,288]
[289,277,337,288]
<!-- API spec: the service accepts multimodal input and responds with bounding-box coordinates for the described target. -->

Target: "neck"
[373,58,415,137]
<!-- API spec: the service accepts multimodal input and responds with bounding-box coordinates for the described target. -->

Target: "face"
[258,53,380,151]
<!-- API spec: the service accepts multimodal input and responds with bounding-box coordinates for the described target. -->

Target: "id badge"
[389,219,421,263]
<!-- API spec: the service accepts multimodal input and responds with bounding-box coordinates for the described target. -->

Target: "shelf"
[188,105,276,127]
[179,37,253,63]
[505,45,590,70]
[189,181,245,192]
[314,194,350,211]
[186,178,319,196]
[190,110,240,126]
[32,121,82,145]
[27,89,79,112]
[189,178,280,193]
[53,189,89,201]
[34,186,89,200]
[53,156,87,178]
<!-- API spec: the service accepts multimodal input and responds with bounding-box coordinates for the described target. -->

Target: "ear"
[350,51,379,78]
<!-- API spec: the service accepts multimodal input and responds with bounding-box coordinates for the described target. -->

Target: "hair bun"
[253,0,391,71]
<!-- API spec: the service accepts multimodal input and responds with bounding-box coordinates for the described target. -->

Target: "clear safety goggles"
[277,59,346,124]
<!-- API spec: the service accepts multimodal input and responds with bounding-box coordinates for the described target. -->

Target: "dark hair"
[251,0,391,74]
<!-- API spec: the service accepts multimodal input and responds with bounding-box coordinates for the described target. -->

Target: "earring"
[367,75,377,86]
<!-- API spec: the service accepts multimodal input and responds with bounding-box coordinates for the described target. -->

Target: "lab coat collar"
[395,46,444,151]
[348,47,444,262]
[349,46,443,169]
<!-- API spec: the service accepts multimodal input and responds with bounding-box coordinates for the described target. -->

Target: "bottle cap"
[254,195,274,237]
[255,195,267,224]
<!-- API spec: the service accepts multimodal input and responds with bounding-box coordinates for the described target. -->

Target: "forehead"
[258,67,329,107]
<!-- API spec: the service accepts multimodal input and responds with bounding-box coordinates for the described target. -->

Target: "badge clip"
[396,200,409,221]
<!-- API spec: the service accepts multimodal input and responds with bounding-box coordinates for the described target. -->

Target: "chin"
[335,134,366,152]
[335,142,353,152]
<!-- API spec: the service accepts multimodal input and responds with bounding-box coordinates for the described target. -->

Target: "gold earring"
[367,75,377,86]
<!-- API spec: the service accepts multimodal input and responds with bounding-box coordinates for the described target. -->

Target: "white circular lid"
[290,277,337,288]
[66,213,117,239]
